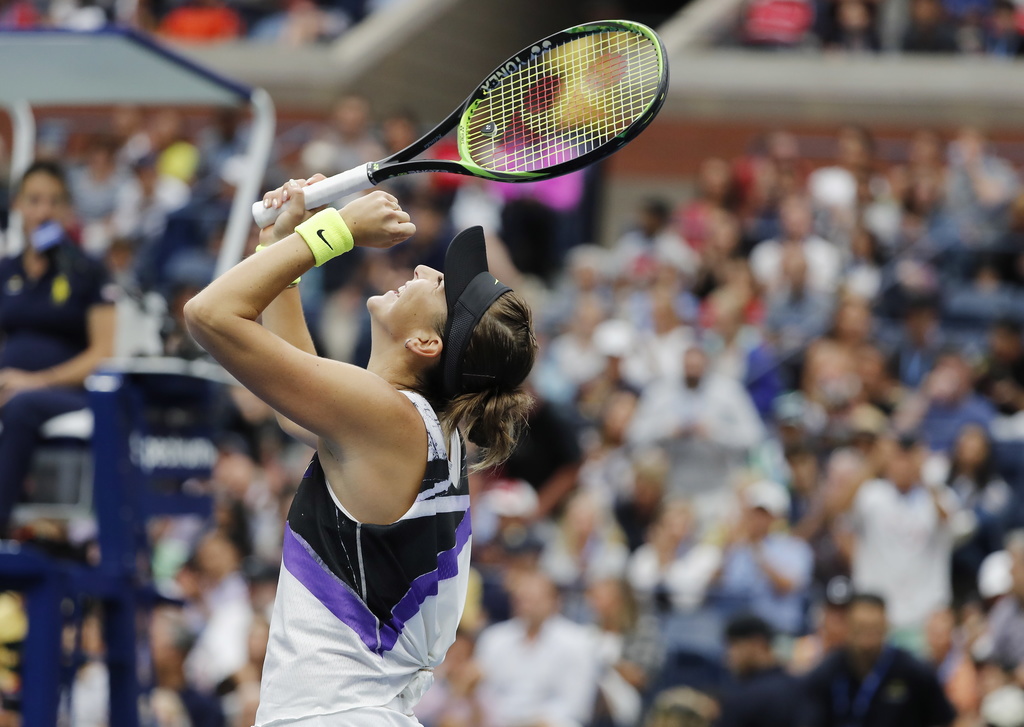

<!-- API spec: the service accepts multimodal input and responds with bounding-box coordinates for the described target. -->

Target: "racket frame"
[367,19,669,186]
[251,20,668,226]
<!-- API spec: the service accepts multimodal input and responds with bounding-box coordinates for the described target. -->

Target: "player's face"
[368,264,447,340]
[16,171,69,236]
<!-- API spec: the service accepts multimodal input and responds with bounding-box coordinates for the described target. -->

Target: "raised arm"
[183,189,416,460]
[255,176,328,448]
[260,286,320,448]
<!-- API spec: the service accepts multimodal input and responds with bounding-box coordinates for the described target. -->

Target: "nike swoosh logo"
[316,229,334,250]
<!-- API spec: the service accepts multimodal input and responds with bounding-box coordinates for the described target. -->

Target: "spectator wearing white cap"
[711,479,814,635]
[472,479,547,626]
[574,320,645,429]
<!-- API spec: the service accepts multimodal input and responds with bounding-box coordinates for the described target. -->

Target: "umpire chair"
[0,357,228,727]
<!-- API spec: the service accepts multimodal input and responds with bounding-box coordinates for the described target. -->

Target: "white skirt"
[254,706,422,727]
[254,669,433,727]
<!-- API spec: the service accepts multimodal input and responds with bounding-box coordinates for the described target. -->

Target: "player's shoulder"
[398,390,448,460]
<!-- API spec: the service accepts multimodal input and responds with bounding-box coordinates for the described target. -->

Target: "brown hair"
[423,291,537,470]
[16,160,71,202]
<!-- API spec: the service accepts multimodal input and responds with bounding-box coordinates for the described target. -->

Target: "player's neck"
[366,346,421,393]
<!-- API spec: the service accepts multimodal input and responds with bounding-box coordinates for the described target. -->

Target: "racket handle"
[251,164,375,228]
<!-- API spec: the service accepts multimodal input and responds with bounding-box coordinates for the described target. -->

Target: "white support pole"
[215,87,276,278]
[659,0,746,51]
[6,100,35,254]
[8,100,34,188]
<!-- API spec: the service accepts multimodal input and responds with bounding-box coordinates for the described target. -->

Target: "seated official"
[0,161,116,537]
[798,593,955,727]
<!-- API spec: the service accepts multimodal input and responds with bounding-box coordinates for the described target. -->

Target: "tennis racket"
[252,19,668,228]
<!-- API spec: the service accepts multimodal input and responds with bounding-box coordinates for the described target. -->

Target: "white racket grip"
[250,163,375,228]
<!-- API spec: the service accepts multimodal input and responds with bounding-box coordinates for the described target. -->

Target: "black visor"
[441,226,513,397]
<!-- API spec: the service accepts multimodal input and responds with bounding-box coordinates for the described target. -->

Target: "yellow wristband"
[254,244,301,288]
[295,208,354,267]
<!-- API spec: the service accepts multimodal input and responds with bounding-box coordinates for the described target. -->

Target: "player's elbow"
[183,293,222,341]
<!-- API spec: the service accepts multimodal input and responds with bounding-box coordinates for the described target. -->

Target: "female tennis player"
[184,176,536,726]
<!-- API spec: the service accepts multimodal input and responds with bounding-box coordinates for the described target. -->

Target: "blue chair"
[645,647,729,714]
[992,438,1024,495]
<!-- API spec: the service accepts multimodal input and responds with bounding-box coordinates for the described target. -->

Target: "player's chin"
[366,290,398,314]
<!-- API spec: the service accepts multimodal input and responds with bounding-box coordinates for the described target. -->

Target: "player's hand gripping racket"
[253,19,668,228]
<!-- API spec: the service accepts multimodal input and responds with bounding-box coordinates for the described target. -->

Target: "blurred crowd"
[0,0,684,46]
[6,0,1024,56]
[5,97,1024,727]
[732,0,1024,55]
[0,0,405,45]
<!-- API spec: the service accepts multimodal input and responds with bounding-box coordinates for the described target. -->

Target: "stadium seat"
[646,648,729,705]
[992,437,1024,494]
[943,288,1021,327]
[11,409,95,526]
[0,361,223,726]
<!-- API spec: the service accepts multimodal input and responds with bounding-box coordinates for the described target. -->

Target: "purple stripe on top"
[281,510,472,656]
[378,510,473,652]
[282,524,382,653]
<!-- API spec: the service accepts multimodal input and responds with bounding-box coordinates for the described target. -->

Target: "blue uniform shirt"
[717,533,814,635]
[0,243,116,373]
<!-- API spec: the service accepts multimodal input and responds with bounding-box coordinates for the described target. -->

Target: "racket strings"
[464,30,662,174]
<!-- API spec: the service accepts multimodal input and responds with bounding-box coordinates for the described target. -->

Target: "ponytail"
[422,291,537,470]
[444,386,533,470]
